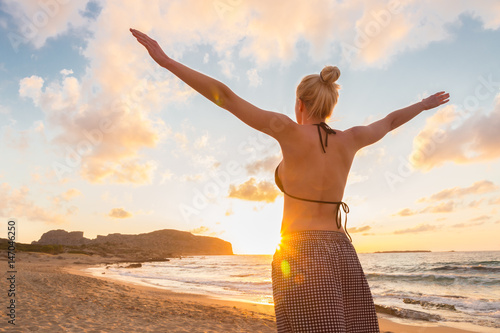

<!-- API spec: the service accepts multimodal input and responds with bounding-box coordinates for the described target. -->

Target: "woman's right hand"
[421,91,450,110]
[130,28,170,68]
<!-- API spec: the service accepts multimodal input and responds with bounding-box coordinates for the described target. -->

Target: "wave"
[433,259,500,265]
[365,272,500,286]
[374,304,441,321]
[469,260,500,266]
[430,265,500,273]
[403,297,456,311]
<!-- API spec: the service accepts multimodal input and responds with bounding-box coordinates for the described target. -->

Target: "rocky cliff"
[32,229,233,258]
[35,230,91,246]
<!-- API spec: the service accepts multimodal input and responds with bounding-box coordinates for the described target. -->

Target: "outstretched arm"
[346,92,450,151]
[130,28,295,140]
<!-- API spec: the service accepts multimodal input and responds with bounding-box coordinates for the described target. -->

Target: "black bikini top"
[275,122,352,242]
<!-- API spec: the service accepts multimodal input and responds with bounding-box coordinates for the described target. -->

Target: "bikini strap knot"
[315,122,336,153]
[336,202,352,242]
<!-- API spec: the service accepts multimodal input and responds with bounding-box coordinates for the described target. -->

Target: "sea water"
[87,251,500,331]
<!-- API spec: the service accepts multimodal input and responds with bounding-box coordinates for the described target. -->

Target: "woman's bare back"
[277,123,357,235]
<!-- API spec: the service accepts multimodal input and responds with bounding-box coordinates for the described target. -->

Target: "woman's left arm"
[130,29,296,140]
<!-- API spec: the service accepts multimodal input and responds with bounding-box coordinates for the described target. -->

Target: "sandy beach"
[1,252,481,332]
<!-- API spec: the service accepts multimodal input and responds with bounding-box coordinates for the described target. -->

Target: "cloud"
[228,177,281,203]
[61,188,81,201]
[2,0,91,50]
[395,201,455,217]
[451,221,485,228]
[421,201,455,213]
[218,59,236,79]
[468,199,484,208]
[18,59,167,184]
[108,208,132,219]
[2,126,30,150]
[14,1,214,185]
[189,226,210,234]
[220,0,500,67]
[397,180,499,217]
[6,1,499,69]
[170,124,224,171]
[350,147,385,182]
[247,68,262,87]
[234,0,500,67]
[31,171,42,183]
[489,196,500,205]
[194,134,209,149]
[8,1,500,187]
[159,169,174,184]
[19,75,44,104]
[180,173,204,182]
[347,171,369,185]
[347,225,371,233]
[84,159,157,184]
[343,1,500,68]
[394,208,417,216]
[60,69,74,76]
[52,188,82,206]
[189,225,218,237]
[393,223,438,234]
[225,207,234,216]
[410,96,500,171]
[470,215,491,222]
[419,180,498,202]
[0,183,68,224]
[245,154,281,175]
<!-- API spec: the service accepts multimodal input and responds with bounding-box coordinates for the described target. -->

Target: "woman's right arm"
[346,91,449,150]
[130,28,297,142]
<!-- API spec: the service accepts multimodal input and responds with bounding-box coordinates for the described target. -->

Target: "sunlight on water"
[86,251,500,331]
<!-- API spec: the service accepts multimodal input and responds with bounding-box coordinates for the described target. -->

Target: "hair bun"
[320,66,340,84]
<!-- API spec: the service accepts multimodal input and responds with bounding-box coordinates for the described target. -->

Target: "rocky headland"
[1,229,233,262]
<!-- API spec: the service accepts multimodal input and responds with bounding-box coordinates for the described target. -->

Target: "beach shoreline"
[1,252,484,332]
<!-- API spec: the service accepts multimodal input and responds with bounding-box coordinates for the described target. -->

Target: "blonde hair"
[296,66,341,120]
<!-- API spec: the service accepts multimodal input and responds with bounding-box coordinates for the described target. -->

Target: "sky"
[1,0,499,254]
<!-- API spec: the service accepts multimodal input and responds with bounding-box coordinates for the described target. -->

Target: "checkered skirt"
[272,230,380,332]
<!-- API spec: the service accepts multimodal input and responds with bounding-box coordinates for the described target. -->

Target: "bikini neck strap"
[314,122,336,153]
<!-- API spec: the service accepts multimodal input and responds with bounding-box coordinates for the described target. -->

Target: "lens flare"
[213,92,222,106]
[281,260,290,278]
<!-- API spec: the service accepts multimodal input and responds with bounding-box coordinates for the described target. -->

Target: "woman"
[130,28,449,332]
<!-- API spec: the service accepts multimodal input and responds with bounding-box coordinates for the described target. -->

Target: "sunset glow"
[1,1,499,254]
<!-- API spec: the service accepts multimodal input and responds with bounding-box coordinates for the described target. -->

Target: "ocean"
[87,251,500,332]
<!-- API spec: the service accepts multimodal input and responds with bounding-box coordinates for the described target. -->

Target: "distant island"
[374,250,431,253]
[1,229,233,261]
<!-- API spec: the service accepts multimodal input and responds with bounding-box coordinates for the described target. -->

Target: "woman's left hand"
[421,91,450,110]
[130,28,170,67]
